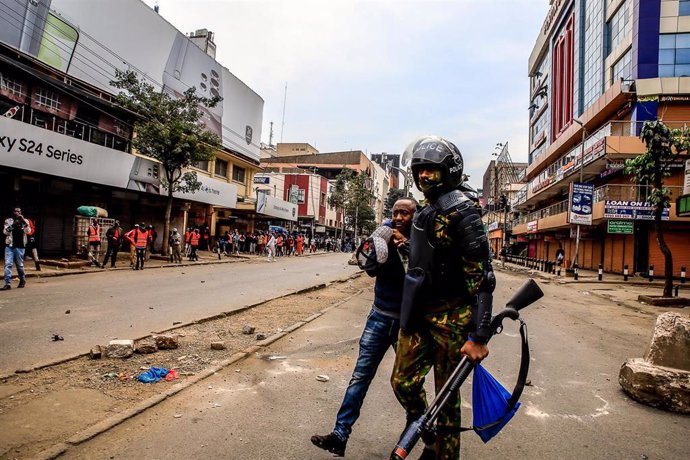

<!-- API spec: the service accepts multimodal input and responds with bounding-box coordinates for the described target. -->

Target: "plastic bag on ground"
[472,363,520,443]
[165,369,179,381]
[137,367,169,383]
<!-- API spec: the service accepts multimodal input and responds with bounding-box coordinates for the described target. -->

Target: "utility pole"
[268,121,274,147]
[280,83,287,143]
[572,120,586,269]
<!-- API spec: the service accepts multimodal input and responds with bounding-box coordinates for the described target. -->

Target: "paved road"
[64,270,689,459]
[0,253,359,374]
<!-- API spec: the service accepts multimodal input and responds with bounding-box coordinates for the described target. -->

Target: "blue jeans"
[333,307,399,441]
[4,247,26,285]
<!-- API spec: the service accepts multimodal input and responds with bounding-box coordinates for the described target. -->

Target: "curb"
[35,286,366,460]
[1,271,363,379]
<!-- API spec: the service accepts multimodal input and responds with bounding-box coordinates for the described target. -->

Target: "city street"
[49,267,687,460]
[0,253,359,374]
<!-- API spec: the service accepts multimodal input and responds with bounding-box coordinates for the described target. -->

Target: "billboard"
[568,182,594,225]
[257,192,298,222]
[0,115,237,207]
[0,0,263,161]
[604,201,669,220]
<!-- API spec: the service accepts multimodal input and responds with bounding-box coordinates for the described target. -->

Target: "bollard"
[682,266,686,284]
[574,263,579,281]
[598,264,603,281]
[623,264,629,282]
[542,260,546,272]
[674,285,679,297]
[551,261,556,274]
[649,265,654,282]
[557,266,561,277]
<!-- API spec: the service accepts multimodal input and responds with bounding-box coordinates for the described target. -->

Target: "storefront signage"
[677,194,690,217]
[684,159,690,194]
[607,220,634,234]
[0,116,237,208]
[603,200,669,220]
[527,220,538,234]
[253,176,270,184]
[256,192,298,222]
[487,222,499,231]
[568,182,594,225]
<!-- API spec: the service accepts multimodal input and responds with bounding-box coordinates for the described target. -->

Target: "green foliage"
[110,69,222,194]
[329,169,376,234]
[384,188,405,217]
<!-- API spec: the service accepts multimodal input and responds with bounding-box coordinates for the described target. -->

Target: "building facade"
[0,0,264,254]
[512,0,690,276]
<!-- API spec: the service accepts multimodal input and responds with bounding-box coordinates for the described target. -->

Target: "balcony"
[512,185,690,235]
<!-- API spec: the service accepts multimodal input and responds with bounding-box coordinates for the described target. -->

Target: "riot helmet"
[403,136,464,197]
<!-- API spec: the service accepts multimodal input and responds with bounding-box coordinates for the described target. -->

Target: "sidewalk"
[494,258,690,311]
[18,249,333,280]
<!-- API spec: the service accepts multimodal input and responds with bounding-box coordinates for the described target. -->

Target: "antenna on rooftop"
[280,82,288,143]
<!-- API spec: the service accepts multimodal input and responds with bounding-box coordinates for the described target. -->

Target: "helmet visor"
[402,136,455,167]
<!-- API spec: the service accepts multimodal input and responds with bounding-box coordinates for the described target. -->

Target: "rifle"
[390,279,544,460]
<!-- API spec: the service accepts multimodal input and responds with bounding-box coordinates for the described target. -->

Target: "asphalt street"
[63,270,689,460]
[0,253,359,374]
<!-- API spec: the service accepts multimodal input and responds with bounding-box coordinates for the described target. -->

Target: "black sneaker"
[1,285,10,290]
[311,433,346,457]
[17,280,25,288]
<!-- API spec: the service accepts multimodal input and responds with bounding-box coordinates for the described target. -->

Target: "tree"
[624,120,688,297]
[328,169,376,236]
[110,69,222,252]
[384,188,405,217]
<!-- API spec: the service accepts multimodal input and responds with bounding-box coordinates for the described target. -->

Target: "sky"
[142,0,549,189]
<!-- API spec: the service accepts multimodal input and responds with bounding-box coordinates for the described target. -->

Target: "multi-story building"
[370,153,401,189]
[0,0,263,253]
[512,0,690,276]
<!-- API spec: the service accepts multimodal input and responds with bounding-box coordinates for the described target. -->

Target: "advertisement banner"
[527,220,538,234]
[604,200,669,221]
[684,159,690,195]
[1,0,263,161]
[257,192,297,222]
[568,182,594,225]
[253,176,270,184]
[607,220,634,234]
[0,116,237,207]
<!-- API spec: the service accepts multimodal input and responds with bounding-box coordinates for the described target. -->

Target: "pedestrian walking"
[296,234,304,256]
[391,136,494,459]
[170,228,183,264]
[3,207,32,290]
[266,232,276,262]
[145,225,157,261]
[184,227,192,258]
[23,215,41,271]
[311,198,418,456]
[101,221,122,268]
[87,218,102,267]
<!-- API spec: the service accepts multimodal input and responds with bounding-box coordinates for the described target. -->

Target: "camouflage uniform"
[391,207,487,459]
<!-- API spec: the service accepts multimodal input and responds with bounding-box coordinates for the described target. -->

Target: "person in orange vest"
[296,234,304,256]
[101,221,122,268]
[133,223,149,270]
[189,228,201,261]
[184,227,192,258]
[87,218,101,267]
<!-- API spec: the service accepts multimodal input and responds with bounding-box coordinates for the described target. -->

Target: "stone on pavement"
[242,325,255,335]
[255,333,267,340]
[89,345,102,360]
[210,341,226,350]
[153,334,179,350]
[619,358,690,414]
[134,340,158,354]
[645,312,690,371]
[105,340,134,359]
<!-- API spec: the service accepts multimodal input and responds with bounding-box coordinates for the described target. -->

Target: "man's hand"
[460,340,489,363]
[391,229,408,248]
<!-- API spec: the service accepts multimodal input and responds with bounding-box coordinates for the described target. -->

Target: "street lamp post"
[572,119,587,270]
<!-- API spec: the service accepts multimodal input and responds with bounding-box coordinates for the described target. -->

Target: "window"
[0,72,24,98]
[214,158,228,177]
[320,192,326,207]
[297,189,305,204]
[193,160,209,171]
[681,0,690,16]
[35,88,61,111]
[612,49,632,83]
[659,33,690,77]
[232,165,245,183]
[551,14,574,138]
[582,0,605,110]
[606,1,630,56]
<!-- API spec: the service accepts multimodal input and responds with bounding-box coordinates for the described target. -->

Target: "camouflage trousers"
[391,304,472,460]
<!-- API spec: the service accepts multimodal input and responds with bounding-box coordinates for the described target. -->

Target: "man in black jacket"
[311,198,418,457]
[101,221,122,268]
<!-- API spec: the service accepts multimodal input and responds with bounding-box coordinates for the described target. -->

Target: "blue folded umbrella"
[472,364,520,443]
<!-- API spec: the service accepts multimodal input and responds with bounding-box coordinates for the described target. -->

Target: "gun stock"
[505,279,544,311]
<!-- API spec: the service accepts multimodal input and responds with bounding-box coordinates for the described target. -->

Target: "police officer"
[101,221,122,268]
[391,136,494,459]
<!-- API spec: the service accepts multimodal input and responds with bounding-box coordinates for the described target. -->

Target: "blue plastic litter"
[472,364,520,443]
[136,367,169,383]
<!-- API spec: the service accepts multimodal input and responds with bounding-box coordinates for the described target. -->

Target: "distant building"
[370,153,401,189]
[188,29,216,59]
[276,143,319,157]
